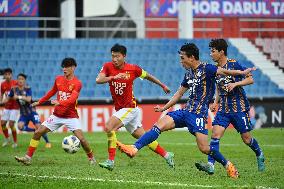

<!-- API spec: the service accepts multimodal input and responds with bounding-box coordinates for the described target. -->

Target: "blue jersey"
[181,63,217,119]
[8,86,36,116]
[216,59,250,113]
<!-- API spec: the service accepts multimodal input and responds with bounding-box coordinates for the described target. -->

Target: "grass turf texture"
[0,128,283,189]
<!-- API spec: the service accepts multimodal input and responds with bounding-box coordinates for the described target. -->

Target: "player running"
[96,44,174,171]
[195,39,265,174]
[116,43,256,178]
[15,58,96,165]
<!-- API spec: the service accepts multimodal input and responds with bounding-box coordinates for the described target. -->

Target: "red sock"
[2,127,9,138]
[108,148,116,161]
[87,150,94,160]
[26,146,36,158]
[154,144,167,157]
[11,130,17,143]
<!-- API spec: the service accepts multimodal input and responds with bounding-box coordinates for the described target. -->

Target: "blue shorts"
[18,111,41,126]
[167,109,208,135]
[212,111,252,134]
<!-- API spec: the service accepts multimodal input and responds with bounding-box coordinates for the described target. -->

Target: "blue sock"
[209,146,228,166]
[208,138,220,165]
[42,133,50,143]
[134,125,161,150]
[247,138,262,156]
[21,125,35,132]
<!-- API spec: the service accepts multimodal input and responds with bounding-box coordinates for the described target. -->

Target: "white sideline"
[0,172,278,189]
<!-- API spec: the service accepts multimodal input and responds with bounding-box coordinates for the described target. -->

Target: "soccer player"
[5,73,51,148]
[116,43,256,178]
[15,58,96,165]
[96,44,174,171]
[0,68,19,148]
[195,39,265,174]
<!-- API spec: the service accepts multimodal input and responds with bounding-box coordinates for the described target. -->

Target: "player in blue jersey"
[195,39,265,175]
[116,43,255,178]
[6,73,51,148]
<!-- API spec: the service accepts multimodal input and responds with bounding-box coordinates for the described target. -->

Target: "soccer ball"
[62,135,80,154]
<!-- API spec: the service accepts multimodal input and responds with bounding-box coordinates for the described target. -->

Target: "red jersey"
[38,76,82,118]
[100,62,144,111]
[1,80,19,110]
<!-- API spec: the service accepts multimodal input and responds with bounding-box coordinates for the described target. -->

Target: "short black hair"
[61,58,77,68]
[17,73,27,80]
[179,43,199,60]
[4,68,12,74]
[111,43,127,55]
[209,39,228,56]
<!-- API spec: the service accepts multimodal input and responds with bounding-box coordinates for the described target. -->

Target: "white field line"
[0,172,278,189]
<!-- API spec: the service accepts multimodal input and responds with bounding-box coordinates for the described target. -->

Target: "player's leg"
[99,109,131,170]
[117,114,175,158]
[73,129,95,164]
[17,115,35,132]
[195,132,238,178]
[131,127,175,168]
[232,112,265,171]
[1,109,10,146]
[15,125,50,165]
[9,110,19,147]
[32,112,51,148]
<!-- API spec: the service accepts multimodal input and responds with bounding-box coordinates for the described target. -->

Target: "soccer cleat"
[98,160,114,171]
[226,161,239,179]
[165,152,175,168]
[2,138,10,147]
[195,162,215,175]
[12,143,18,148]
[45,143,52,148]
[257,153,265,172]
[15,156,31,166]
[116,141,138,158]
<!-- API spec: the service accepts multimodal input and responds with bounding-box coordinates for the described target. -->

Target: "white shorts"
[114,107,142,134]
[42,115,81,132]
[1,109,19,122]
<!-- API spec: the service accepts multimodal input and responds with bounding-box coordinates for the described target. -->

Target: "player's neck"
[218,56,227,67]
[18,85,24,90]
[192,61,200,70]
[65,74,74,80]
[5,79,11,83]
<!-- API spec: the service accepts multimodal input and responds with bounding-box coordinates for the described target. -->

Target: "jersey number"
[112,82,126,95]
[196,118,204,127]
[242,116,249,129]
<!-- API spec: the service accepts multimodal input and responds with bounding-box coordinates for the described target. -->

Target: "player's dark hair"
[4,68,12,74]
[111,43,127,55]
[61,57,77,68]
[209,39,228,56]
[17,73,27,80]
[179,43,199,60]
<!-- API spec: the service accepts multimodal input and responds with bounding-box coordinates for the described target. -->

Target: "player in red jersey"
[96,44,174,171]
[15,58,96,165]
[0,68,19,148]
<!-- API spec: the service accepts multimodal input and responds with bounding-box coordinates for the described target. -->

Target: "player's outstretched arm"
[217,67,256,76]
[38,82,58,105]
[96,73,127,84]
[227,75,254,92]
[155,86,187,112]
[144,72,170,94]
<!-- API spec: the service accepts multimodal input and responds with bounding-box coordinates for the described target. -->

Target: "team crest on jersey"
[125,72,131,79]
[69,84,74,91]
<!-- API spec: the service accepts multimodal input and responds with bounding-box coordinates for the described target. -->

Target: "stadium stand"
[1,38,284,100]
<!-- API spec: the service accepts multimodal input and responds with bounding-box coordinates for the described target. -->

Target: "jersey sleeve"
[100,63,109,76]
[234,61,246,71]
[206,64,218,79]
[134,65,143,78]
[181,73,189,88]
[26,87,32,97]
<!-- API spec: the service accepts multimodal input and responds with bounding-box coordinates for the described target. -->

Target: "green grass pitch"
[0,128,283,189]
